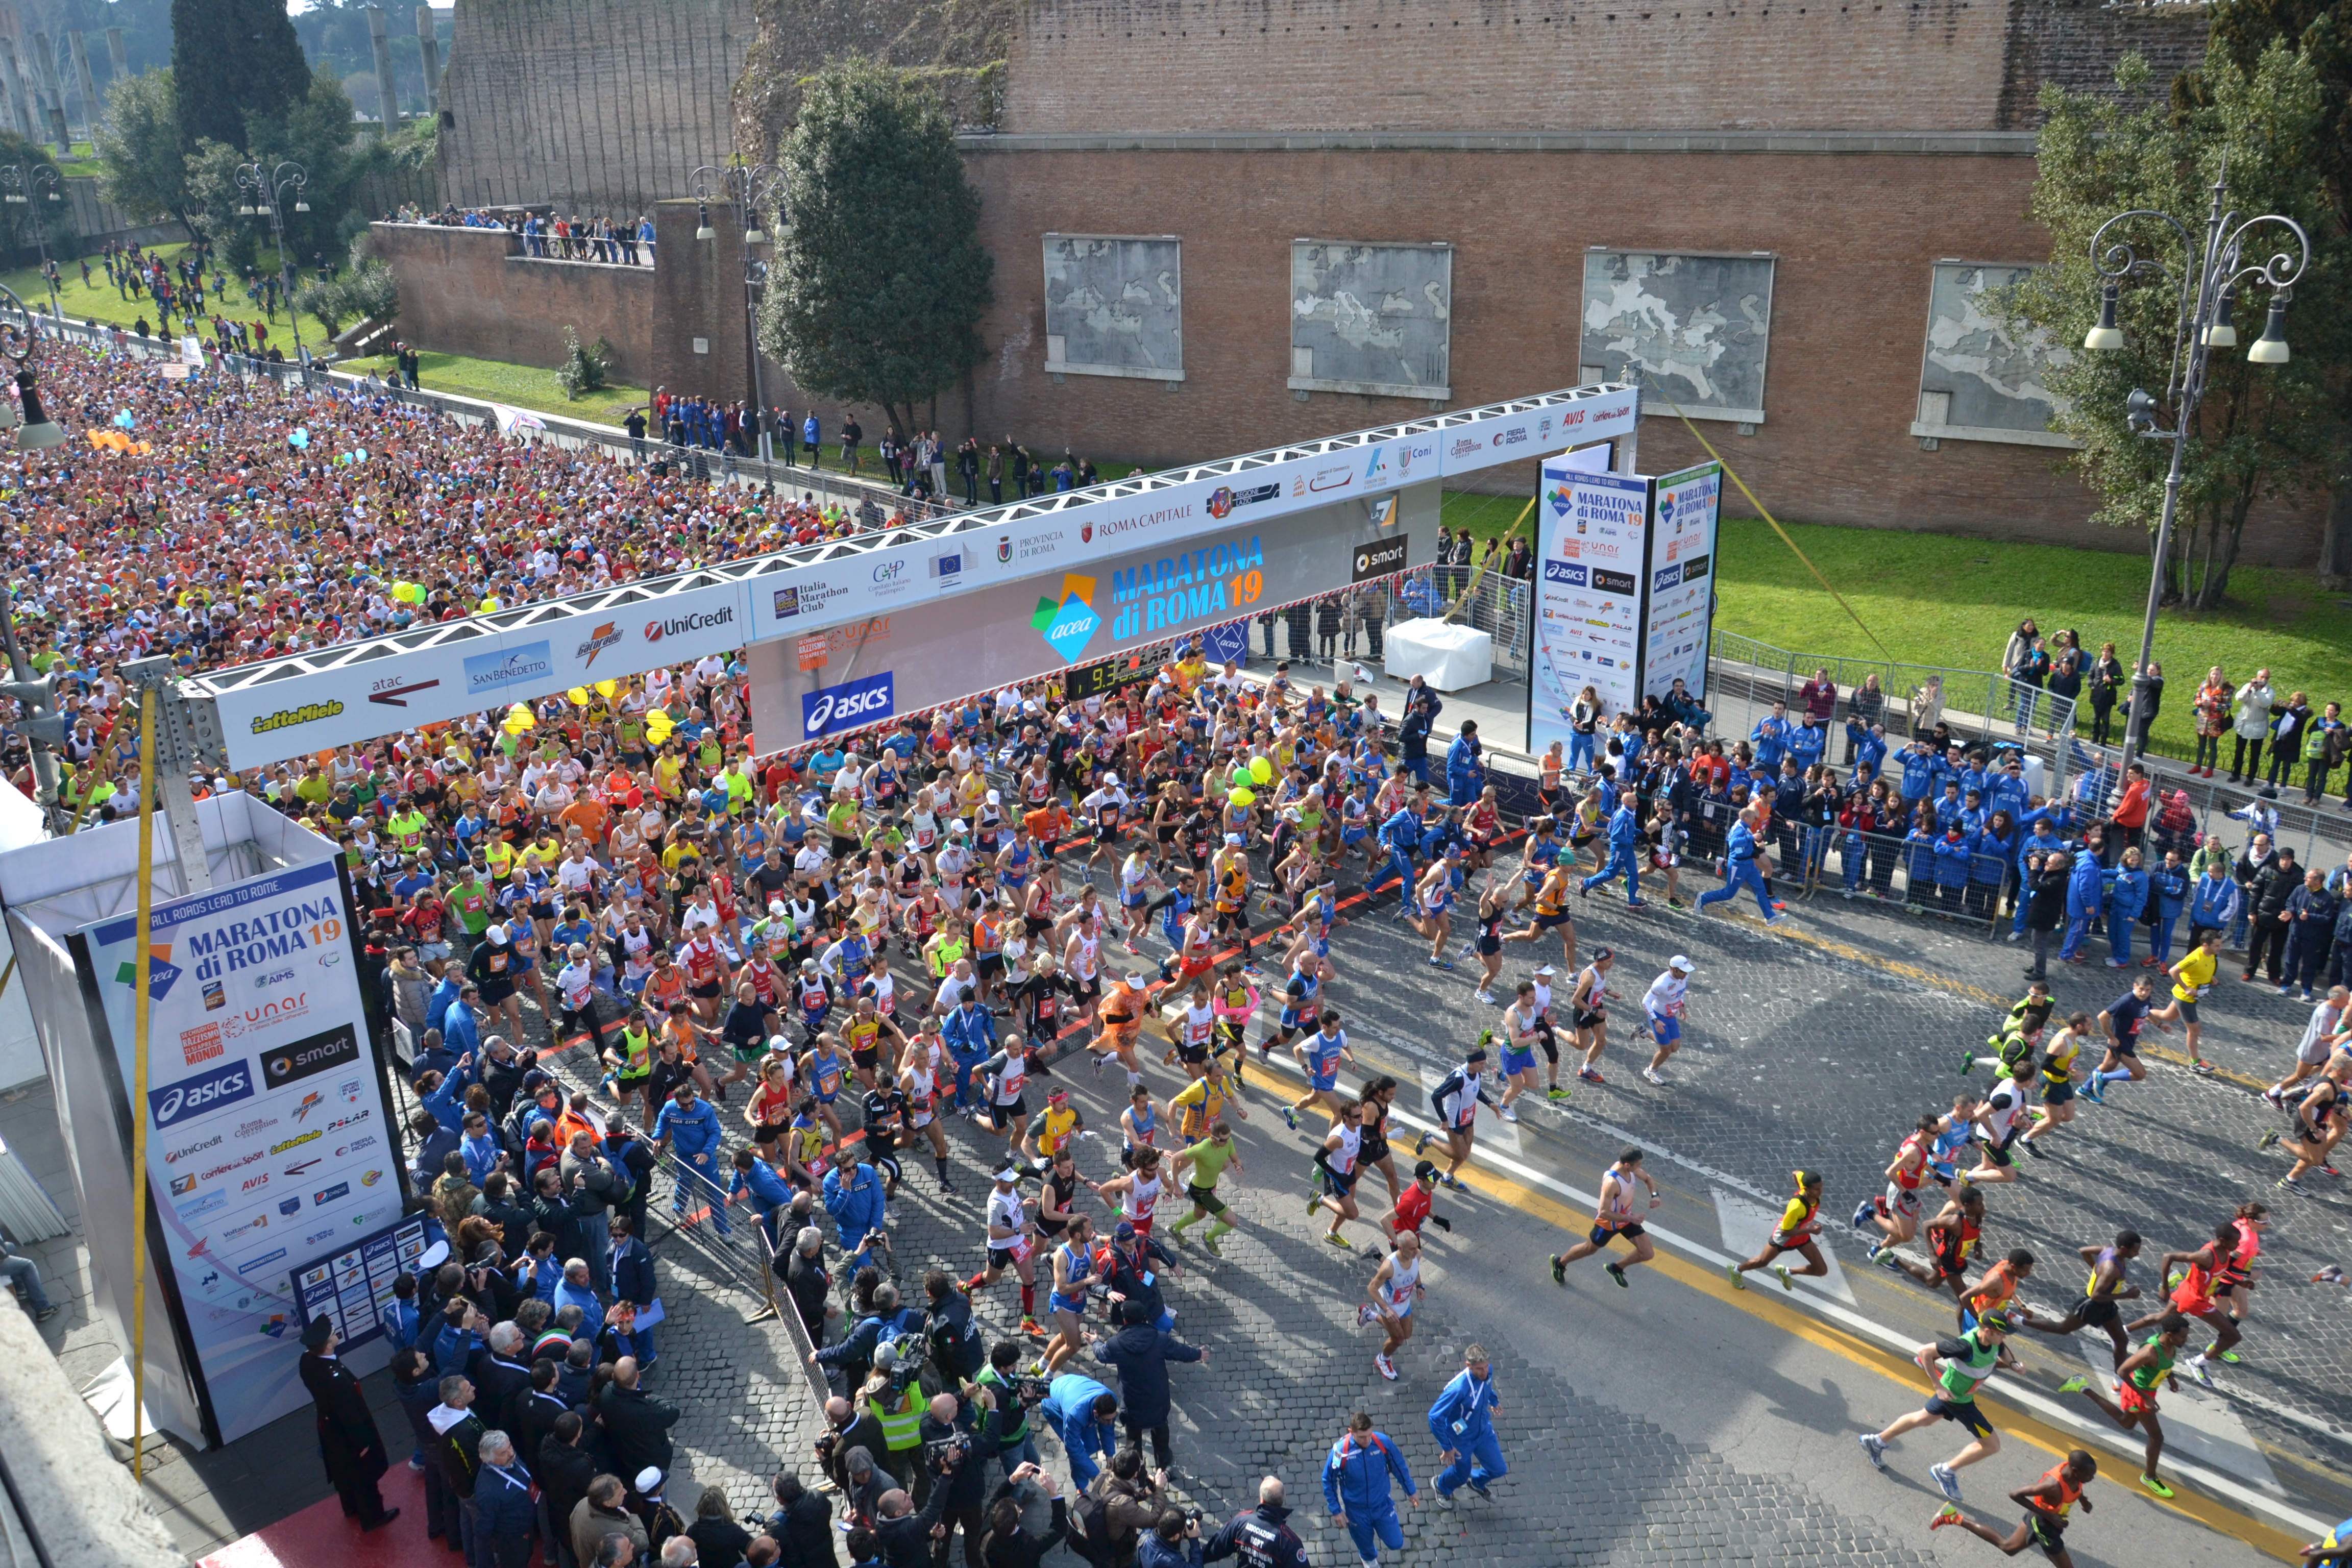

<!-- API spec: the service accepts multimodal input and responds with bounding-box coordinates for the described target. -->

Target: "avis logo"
[1031,573,1101,665]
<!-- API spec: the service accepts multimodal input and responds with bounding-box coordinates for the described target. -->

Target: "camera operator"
[972,1341,1045,1482]
[863,1349,929,1504]
[812,1281,920,1394]
[977,1463,1066,1568]
[817,1397,888,1508]
[921,1270,986,1393]
[917,1387,997,1568]
[1137,1505,1204,1568]
[762,1469,833,1568]
[1076,1448,1162,1568]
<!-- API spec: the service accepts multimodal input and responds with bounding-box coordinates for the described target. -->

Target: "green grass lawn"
[346,349,649,424]
[1,241,346,345]
[1438,483,2352,762]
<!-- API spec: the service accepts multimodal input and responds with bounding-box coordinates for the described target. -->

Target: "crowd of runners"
[8,346,2347,1568]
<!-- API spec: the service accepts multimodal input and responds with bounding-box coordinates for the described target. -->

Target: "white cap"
[486,923,507,943]
[635,1466,664,1494]
[1669,955,1695,973]
[994,1162,1021,1182]
[1532,965,1557,977]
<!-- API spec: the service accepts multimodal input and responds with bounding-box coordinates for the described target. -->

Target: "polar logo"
[802,672,896,739]
[151,1060,256,1130]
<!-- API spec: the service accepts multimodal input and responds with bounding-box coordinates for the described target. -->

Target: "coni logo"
[1031,573,1101,665]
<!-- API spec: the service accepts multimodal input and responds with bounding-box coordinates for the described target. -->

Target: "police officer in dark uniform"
[298,1316,401,1531]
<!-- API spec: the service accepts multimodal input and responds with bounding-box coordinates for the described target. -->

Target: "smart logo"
[801,671,896,740]
[1031,574,1102,665]
[464,640,553,698]
[151,1059,256,1130]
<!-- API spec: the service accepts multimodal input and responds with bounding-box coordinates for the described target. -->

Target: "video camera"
[1010,1375,1050,1405]
[923,1432,969,1475]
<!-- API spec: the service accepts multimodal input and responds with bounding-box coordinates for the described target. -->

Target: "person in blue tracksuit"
[1426,1344,1505,1504]
[1580,796,1644,906]
[1444,724,1485,808]
[1040,1374,1120,1488]
[652,1083,731,1235]
[1696,808,1779,923]
[823,1145,889,1256]
[2147,848,2190,965]
[1378,803,1426,910]
[1929,826,1972,912]
[1323,1412,1417,1566]
[2187,860,2242,944]
[1749,702,1792,772]
[727,1147,792,1248]
[941,996,998,1112]
[1970,814,2016,921]
[1897,739,1939,813]
[2061,848,2111,962]
[1901,815,1941,904]
[1788,715,1826,773]
[2105,847,2150,967]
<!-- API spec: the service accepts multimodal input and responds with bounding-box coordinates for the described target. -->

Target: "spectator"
[2231,669,2277,784]
[1088,1297,1207,1472]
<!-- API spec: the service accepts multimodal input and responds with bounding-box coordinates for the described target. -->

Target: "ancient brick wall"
[436,0,757,216]
[369,222,656,383]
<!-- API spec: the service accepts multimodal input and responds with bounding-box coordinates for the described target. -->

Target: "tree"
[2007,42,2349,609]
[95,68,190,227]
[759,60,993,437]
[170,0,311,154]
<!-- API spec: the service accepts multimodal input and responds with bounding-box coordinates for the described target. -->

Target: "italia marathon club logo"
[1033,574,1102,664]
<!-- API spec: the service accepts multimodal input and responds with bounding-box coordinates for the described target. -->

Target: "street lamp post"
[0,159,64,322]
[235,160,311,364]
[690,162,789,462]
[2083,166,2308,778]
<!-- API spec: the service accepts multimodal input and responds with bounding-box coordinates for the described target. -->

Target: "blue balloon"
[112,410,134,429]
[288,427,310,449]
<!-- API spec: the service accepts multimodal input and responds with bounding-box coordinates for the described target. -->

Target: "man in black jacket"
[871,1485,953,1568]
[779,1227,835,1345]
[763,1470,834,1568]
[531,1165,609,1271]
[429,1375,488,1565]
[474,1322,537,1427]
[2245,845,2300,984]
[509,1359,569,1462]
[916,1389,997,1568]
[974,1468,1065,1568]
[298,1318,400,1531]
[599,1358,681,1487]
[1203,1477,1307,1568]
[606,1114,658,1237]
[538,1413,600,1568]
[2022,854,2072,983]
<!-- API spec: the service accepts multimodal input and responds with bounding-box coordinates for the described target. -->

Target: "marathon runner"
[1167,1120,1243,1256]
[1357,1230,1427,1381]
[2086,975,2165,1101]
[2016,1231,2141,1370]
[1566,948,1615,1087]
[1411,1043,1494,1192]
[2128,1220,2243,1384]
[1287,1009,1358,1132]
[1728,1170,1829,1292]
[2057,1312,2191,1499]
[1312,1098,1371,1250]
[1927,1450,2098,1567]
[959,1161,1044,1336]
[1548,1148,1661,1288]
[1640,956,1695,1088]
[1858,1309,2021,1503]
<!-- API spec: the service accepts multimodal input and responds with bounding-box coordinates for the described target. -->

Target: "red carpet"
[197,1464,526,1568]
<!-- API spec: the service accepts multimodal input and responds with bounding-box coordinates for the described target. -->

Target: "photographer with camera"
[812,1280,922,1394]
[816,1397,888,1509]
[1076,1448,1163,1568]
[864,1348,930,1504]
[973,1340,1047,1482]
[977,1463,1067,1568]
[1090,1298,1207,1474]
[1137,1506,1204,1568]
[917,1387,999,1567]
[922,1270,987,1392]
[760,1470,833,1568]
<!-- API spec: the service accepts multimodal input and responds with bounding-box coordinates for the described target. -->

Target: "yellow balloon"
[1230,787,1256,806]
[1248,756,1273,785]
[595,679,619,700]
[568,687,591,706]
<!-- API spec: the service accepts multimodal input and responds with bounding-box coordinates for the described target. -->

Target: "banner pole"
[129,688,158,1483]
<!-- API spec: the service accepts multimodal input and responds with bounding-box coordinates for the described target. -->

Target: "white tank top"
[1124,1171,1161,1221]
[1385,1252,1421,1307]
[1183,1004,1216,1047]
[1327,1122,1362,1175]
[1074,934,1099,979]
[1531,978,1553,1019]
[904,1066,936,1120]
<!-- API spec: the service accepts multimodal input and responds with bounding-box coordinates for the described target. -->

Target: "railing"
[1393,563,1532,681]
[1708,630,2079,758]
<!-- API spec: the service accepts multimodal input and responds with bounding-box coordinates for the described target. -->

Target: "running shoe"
[1430,957,1455,970]
[1668,897,1686,910]
[2218,1349,2241,1364]
[1726,1262,1747,1291]
[2257,1131,2281,1149]
[1764,915,1790,929]
[1020,1316,1044,1337]
[1850,1199,1875,1232]
[2139,1474,2174,1499]
[1441,1173,1467,1192]
[1859,1432,1888,1469]
[1412,1130,1432,1156]
[2190,1059,2216,1075]
[1357,1303,1376,1328]
[1475,990,1499,1006]
[2082,1075,2105,1105]
[1500,1105,1520,1122]
[1606,1261,1629,1289]
[1282,1107,1297,1131]
[1956,1051,1977,1076]
[1325,1232,1354,1251]
[1024,1359,1046,1377]
[1374,1353,1398,1381]
[1625,899,1648,909]
[1551,1255,1566,1285]
[1772,1264,1794,1292]
[1469,1484,1493,1501]
[954,1280,975,1299]
[2324,1165,2343,1178]
[2182,1355,2214,1387]
[2020,1138,2046,1160]
[1929,1462,1962,1503]
[1579,1066,1605,1085]
[1869,1246,1895,1268]
[2277,1177,2310,1195]
[1241,963,1265,980]
[2262,1086,2285,1108]
[1641,1068,1667,1086]
[1929,1504,1962,1530]
[2055,1376,2090,1394]
[1433,1494,1456,1512]
[1204,1232,1223,1258]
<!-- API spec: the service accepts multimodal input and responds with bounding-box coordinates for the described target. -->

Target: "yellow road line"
[1458,1160,2310,1560]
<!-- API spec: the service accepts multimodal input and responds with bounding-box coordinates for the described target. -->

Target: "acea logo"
[116,942,183,1002]
[1032,574,1102,664]
[801,671,895,739]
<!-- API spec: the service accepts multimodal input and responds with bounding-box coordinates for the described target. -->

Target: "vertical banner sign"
[1531,461,1651,758]
[82,858,398,1444]
[292,1215,430,1351]
[1641,461,1723,704]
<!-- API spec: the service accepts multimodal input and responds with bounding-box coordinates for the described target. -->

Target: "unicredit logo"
[644,605,736,644]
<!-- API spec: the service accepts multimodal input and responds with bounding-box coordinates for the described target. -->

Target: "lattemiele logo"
[1031,573,1102,665]
[575,621,625,668]
[270,1129,324,1156]
[249,701,345,737]
[643,604,736,645]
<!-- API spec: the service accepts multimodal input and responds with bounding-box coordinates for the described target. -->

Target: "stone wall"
[437,0,757,216]
[368,222,656,383]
